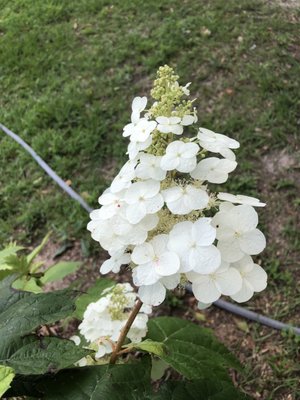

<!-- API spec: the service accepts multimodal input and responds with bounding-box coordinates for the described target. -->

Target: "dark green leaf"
[0,275,31,314]
[0,277,85,374]
[9,357,152,399]
[2,336,89,375]
[147,317,241,381]
[151,379,251,400]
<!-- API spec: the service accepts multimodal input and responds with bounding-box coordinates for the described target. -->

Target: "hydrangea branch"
[110,298,143,364]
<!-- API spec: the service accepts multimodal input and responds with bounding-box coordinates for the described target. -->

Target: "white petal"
[126,203,146,224]
[190,245,221,274]
[160,154,178,171]
[219,147,236,161]
[168,221,192,256]
[181,115,195,126]
[192,277,221,303]
[170,124,183,135]
[181,142,199,157]
[185,186,209,211]
[162,186,182,202]
[215,267,242,295]
[233,205,258,232]
[217,239,245,263]
[138,283,166,306]
[217,193,266,207]
[244,264,267,292]
[133,263,159,286]
[192,218,216,246]
[239,229,266,255]
[138,213,159,231]
[160,274,180,289]
[197,302,212,310]
[151,234,168,255]
[145,194,164,214]
[230,280,254,302]
[132,243,154,264]
[167,196,190,215]
[100,259,116,274]
[126,225,148,245]
[156,116,169,124]
[132,96,147,113]
[155,252,180,276]
[169,117,181,124]
[177,157,197,173]
[157,124,171,134]
[216,226,235,241]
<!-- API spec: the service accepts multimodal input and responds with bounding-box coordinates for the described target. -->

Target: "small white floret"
[190,157,237,184]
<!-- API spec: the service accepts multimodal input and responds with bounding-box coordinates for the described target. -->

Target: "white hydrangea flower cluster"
[76,283,151,362]
[88,66,267,307]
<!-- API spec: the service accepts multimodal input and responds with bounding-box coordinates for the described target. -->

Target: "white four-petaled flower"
[100,249,131,274]
[197,127,240,160]
[161,141,199,173]
[156,116,183,135]
[135,153,166,181]
[187,262,242,303]
[230,255,267,302]
[212,203,266,262]
[168,218,221,274]
[124,180,164,224]
[132,235,181,306]
[162,184,209,215]
[191,157,237,184]
[217,192,266,207]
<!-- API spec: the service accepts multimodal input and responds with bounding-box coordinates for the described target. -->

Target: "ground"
[0,0,299,399]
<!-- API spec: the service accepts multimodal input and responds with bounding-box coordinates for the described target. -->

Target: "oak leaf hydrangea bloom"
[88,65,267,310]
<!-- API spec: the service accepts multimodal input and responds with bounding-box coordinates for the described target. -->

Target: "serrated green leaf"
[0,365,15,397]
[151,379,251,400]
[0,277,84,375]
[0,275,31,314]
[6,363,251,400]
[124,339,166,357]
[147,317,241,381]
[74,278,115,319]
[23,357,152,400]
[3,336,89,375]
[40,261,81,284]
[27,232,51,271]
[0,289,77,345]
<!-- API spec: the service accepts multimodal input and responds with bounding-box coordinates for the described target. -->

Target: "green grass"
[0,0,299,243]
[0,1,299,397]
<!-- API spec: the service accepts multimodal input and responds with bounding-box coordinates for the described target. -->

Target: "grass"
[0,0,299,398]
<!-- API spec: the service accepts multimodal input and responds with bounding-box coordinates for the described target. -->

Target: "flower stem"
[109,298,143,364]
